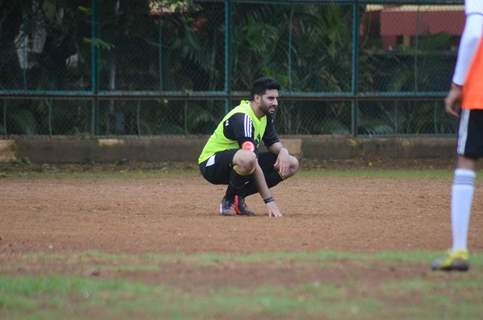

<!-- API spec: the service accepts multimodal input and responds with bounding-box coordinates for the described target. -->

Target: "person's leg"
[451,109,482,256]
[199,150,244,215]
[199,150,238,186]
[226,149,257,199]
[237,152,299,198]
[433,109,482,271]
[214,150,256,216]
[204,149,256,215]
[432,156,476,271]
[451,156,476,252]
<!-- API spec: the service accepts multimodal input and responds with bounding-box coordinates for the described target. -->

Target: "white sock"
[451,169,475,252]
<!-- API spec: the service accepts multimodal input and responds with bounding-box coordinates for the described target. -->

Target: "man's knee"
[233,150,257,175]
[457,156,477,171]
[284,156,300,179]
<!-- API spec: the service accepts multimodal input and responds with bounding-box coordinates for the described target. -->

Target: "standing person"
[198,77,299,217]
[432,0,483,271]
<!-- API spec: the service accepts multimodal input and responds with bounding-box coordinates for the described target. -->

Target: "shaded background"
[0,0,464,136]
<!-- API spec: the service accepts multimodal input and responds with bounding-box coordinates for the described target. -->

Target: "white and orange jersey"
[462,39,483,109]
[452,0,483,109]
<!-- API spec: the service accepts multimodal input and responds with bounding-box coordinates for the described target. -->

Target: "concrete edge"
[0,136,455,164]
[0,140,16,162]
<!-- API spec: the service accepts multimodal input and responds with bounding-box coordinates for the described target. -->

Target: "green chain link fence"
[0,0,464,137]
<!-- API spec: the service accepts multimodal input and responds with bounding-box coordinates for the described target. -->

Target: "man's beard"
[262,103,276,116]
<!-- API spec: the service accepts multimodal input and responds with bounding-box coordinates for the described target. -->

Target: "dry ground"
[1,173,482,254]
[1,171,483,318]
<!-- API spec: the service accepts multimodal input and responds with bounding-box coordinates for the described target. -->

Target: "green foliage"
[9,108,38,135]
[357,99,457,136]
[186,102,221,134]
[0,1,460,136]
[232,3,358,93]
[83,38,115,51]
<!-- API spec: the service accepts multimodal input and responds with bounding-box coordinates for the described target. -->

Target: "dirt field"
[1,170,483,318]
[1,172,482,254]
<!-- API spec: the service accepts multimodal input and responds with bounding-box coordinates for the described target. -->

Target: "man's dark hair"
[249,77,280,100]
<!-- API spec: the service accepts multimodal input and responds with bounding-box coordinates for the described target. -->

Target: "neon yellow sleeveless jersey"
[198,100,267,163]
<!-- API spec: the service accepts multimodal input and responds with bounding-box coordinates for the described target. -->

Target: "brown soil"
[1,173,482,254]
[1,171,482,304]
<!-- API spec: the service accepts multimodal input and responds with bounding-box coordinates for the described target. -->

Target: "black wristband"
[263,196,274,204]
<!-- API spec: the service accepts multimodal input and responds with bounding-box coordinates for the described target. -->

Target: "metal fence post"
[288,5,294,91]
[159,17,164,91]
[91,0,99,136]
[351,0,360,136]
[414,6,421,92]
[224,0,232,114]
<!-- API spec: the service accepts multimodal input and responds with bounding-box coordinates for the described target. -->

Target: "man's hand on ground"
[266,201,282,218]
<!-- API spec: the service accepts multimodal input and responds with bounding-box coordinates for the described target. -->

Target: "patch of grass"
[0,275,384,319]
[380,276,483,319]
[2,250,483,319]
[10,250,483,268]
[152,250,369,265]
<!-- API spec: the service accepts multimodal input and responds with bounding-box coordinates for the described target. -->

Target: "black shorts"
[199,150,278,185]
[457,109,483,159]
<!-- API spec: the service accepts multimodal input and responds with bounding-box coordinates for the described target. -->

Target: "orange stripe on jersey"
[463,37,483,110]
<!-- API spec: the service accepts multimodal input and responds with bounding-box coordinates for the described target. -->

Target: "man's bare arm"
[253,161,282,217]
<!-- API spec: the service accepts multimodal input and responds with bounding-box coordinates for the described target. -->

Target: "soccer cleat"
[219,197,236,216]
[431,249,470,272]
[234,195,256,216]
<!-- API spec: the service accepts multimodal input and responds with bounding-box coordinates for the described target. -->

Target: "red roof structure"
[380,5,465,36]
[364,5,465,50]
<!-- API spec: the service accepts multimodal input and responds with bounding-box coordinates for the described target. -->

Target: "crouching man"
[198,77,299,217]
